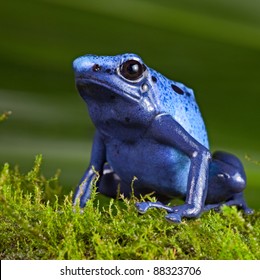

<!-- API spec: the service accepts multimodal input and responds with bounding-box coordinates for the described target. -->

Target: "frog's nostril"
[92,64,102,72]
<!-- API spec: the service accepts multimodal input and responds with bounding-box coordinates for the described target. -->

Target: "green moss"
[0,156,259,260]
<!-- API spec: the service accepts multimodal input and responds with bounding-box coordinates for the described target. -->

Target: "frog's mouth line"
[75,76,141,101]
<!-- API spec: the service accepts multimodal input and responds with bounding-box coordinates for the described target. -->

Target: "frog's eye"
[119,60,147,81]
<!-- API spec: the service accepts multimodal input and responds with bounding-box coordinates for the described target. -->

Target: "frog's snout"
[73,56,92,74]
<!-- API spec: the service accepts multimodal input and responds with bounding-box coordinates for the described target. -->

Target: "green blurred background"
[0,0,259,209]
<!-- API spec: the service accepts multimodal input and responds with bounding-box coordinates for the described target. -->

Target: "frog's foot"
[204,193,254,215]
[135,201,173,214]
[136,202,202,223]
[165,204,202,223]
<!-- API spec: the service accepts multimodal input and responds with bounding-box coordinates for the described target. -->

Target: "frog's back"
[150,68,209,149]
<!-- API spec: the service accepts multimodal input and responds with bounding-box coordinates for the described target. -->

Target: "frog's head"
[73,53,153,102]
[73,53,160,130]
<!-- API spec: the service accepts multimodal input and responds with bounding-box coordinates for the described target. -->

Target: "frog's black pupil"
[120,59,146,81]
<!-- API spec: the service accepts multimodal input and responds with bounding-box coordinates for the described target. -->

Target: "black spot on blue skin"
[171,84,184,95]
[186,92,191,97]
[185,107,188,112]
[92,64,101,72]
[152,76,157,83]
[125,117,130,122]
[105,69,111,73]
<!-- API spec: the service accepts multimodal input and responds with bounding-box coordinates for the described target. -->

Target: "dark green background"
[0,0,259,208]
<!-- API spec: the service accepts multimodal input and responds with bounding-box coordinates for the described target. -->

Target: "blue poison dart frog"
[72,53,253,223]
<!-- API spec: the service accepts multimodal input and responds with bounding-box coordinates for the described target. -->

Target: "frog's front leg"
[136,201,173,214]
[146,114,211,223]
[73,131,106,208]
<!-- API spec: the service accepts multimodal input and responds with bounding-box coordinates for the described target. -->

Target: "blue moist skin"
[73,53,252,223]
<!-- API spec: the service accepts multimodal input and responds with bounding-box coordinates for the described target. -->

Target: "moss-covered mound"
[0,156,259,260]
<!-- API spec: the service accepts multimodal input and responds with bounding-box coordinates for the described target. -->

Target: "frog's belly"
[106,140,190,198]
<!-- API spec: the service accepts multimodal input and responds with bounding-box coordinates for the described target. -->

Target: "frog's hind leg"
[204,193,253,214]
[205,151,253,214]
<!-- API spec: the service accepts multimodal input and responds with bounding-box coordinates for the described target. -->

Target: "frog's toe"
[242,207,254,215]
[165,213,182,223]
[165,204,202,223]
[225,193,254,215]
[135,202,150,214]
